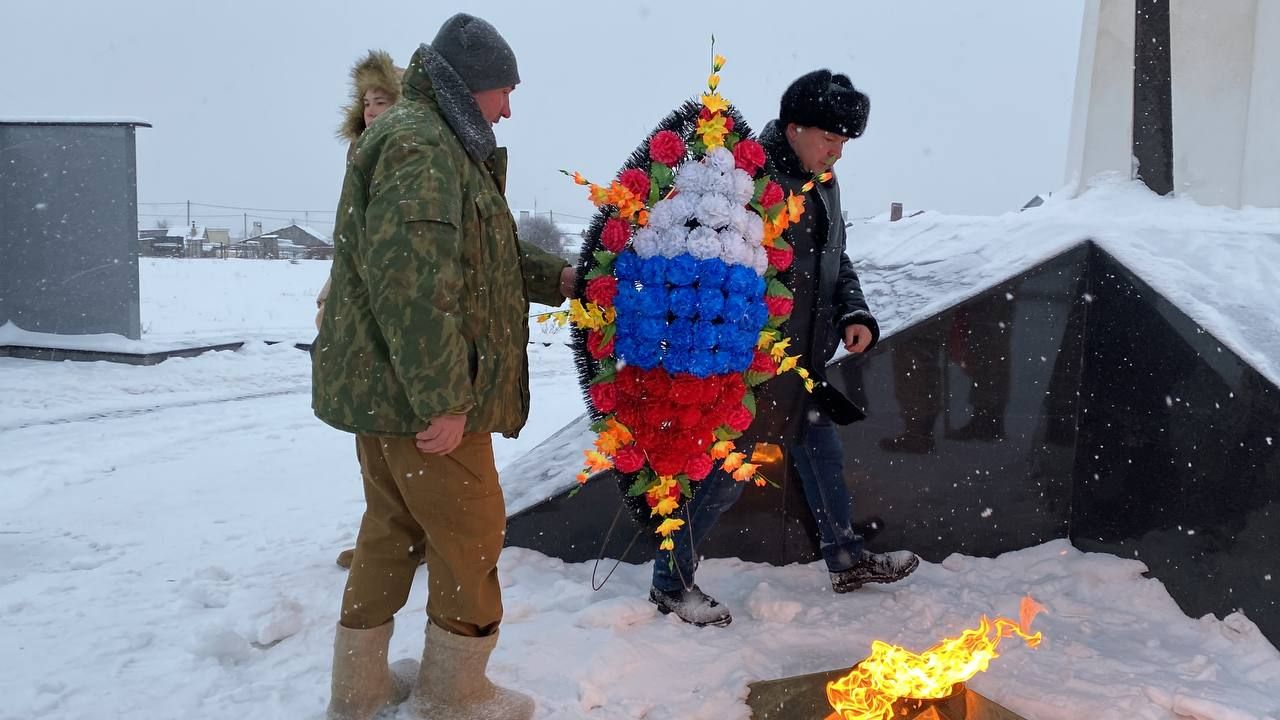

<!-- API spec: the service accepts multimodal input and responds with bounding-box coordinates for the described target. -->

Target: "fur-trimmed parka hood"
[338,50,403,142]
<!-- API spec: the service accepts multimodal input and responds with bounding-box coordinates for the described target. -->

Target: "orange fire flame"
[825,596,1045,720]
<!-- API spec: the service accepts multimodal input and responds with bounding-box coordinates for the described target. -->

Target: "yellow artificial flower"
[584,450,612,473]
[796,366,810,379]
[696,115,729,149]
[700,92,730,115]
[818,171,834,183]
[652,496,680,517]
[786,193,806,223]
[713,54,727,71]
[573,172,590,186]
[801,181,815,193]
[804,378,816,393]
[722,451,746,473]
[777,355,800,375]
[708,73,720,91]
[757,331,775,351]
[769,338,791,361]
[710,440,735,460]
[569,299,610,331]
[659,538,675,551]
[754,475,768,487]
[575,471,588,484]
[655,518,686,537]
[732,462,760,483]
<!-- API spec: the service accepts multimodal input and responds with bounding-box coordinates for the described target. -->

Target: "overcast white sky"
[3,1,1085,235]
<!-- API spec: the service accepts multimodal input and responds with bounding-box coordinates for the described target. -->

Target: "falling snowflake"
[980,508,993,518]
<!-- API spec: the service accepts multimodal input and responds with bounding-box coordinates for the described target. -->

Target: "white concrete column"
[1242,0,1280,208]
[1170,0,1257,207]
[1065,0,1137,190]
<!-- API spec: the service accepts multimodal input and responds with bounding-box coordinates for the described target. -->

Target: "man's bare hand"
[844,324,873,354]
[416,414,467,455]
[559,266,578,299]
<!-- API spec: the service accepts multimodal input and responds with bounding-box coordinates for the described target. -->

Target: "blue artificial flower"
[668,319,695,351]
[710,349,732,375]
[666,253,699,287]
[696,257,728,288]
[635,285,668,318]
[664,348,691,375]
[640,255,669,286]
[614,251,642,282]
[629,341,662,370]
[637,316,667,344]
[613,334,637,363]
[692,321,718,350]
[725,265,758,296]
[669,287,699,319]
[688,349,718,378]
[751,275,767,297]
[614,281,641,315]
[727,347,755,373]
[722,293,749,323]
[744,300,769,329]
[696,286,725,321]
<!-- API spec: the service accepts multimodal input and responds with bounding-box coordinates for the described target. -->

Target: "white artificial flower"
[632,226,660,258]
[730,169,756,206]
[686,226,722,259]
[657,226,688,258]
[706,146,736,174]
[742,211,765,248]
[750,244,769,275]
[674,161,713,196]
[718,228,754,267]
[695,193,735,230]
[707,170,735,197]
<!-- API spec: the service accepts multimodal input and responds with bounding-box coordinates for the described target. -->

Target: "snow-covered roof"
[851,175,1280,386]
[0,117,151,127]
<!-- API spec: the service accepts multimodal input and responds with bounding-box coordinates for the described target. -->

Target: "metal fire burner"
[746,668,1029,720]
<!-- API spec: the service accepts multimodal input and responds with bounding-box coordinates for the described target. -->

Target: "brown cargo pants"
[339,433,505,637]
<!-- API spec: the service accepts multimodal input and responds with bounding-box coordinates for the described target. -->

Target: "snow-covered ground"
[3,181,1280,719]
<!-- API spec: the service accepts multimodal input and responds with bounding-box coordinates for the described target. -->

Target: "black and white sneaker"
[649,585,733,627]
[831,550,920,593]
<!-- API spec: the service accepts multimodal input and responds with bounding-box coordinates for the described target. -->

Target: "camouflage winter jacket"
[313,48,567,438]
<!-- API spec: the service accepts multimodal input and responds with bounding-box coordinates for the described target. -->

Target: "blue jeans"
[652,414,864,592]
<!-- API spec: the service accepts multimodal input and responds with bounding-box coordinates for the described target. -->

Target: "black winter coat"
[745,120,880,446]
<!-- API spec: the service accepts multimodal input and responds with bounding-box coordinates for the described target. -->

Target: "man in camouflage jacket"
[313,14,570,720]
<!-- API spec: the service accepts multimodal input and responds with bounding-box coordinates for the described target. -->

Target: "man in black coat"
[649,70,919,627]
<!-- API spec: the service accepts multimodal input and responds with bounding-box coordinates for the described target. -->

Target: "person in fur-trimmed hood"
[316,50,404,332]
[338,49,404,157]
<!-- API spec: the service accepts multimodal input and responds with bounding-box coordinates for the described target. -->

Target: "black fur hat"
[778,69,869,139]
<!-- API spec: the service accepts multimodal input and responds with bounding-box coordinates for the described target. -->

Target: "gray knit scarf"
[418,43,495,163]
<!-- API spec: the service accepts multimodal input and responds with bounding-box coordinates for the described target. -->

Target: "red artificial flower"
[723,116,735,132]
[685,453,714,481]
[619,168,651,201]
[588,381,618,413]
[614,444,646,474]
[760,181,784,208]
[727,404,755,432]
[677,406,703,430]
[587,330,615,359]
[586,275,618,307]
[600,218,631,253]
[733,139,765,174]
[765,295,795,318]
[766,244,794,272]
[642,370,672,400]
[616,364,642,396]
[670,375,704,405]
[722,374,746,399]
[698,379,723,405]
[649,130,686,166]
[649,449,686,477]
[698,107,713,121]
[751,350,777,374]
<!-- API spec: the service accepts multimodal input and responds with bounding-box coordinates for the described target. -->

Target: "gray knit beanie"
[431,13,520,92]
